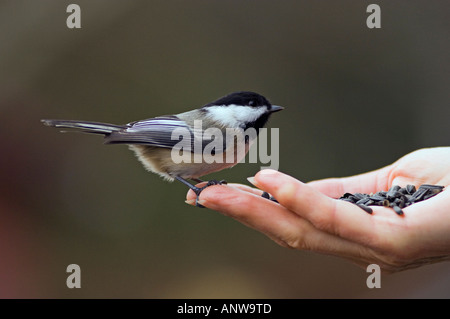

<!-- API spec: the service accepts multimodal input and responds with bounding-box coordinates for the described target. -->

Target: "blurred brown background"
[0,0,449,298]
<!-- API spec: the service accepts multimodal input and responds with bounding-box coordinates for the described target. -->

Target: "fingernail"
[256,169,279,182]
[197,199,207,207]
[185,199,196,205]
[258,169,278,176]
[247,176,257,186]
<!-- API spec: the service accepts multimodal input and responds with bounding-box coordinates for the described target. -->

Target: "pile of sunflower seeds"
[338,184,445,215]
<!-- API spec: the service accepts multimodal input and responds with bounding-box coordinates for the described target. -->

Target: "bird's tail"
[41,119,126,135]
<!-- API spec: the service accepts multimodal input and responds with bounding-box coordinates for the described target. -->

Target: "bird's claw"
[194,179,227,208]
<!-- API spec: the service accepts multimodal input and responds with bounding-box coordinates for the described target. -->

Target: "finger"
[307,165,392,198]
[251,169,384,246]
[399,189,450,256]
[187,184,306,244]
[223,183,265,196]
[185,184,378,262]
[185,181,207,201]
[186,183,263,202]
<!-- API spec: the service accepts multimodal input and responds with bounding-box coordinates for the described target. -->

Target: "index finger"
[186,183,309,247]
[307,165,392,198]
[186,183,264,201]
[251,169,385,246]
[184,179,387,260]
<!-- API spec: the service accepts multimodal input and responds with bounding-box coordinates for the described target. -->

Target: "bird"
[42,91,283,206]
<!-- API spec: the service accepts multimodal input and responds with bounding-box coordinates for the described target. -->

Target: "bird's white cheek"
[205,105,266,128]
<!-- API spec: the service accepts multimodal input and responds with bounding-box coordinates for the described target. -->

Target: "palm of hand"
[187,147,450,272]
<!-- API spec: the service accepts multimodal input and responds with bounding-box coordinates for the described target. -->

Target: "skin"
[186,147,450,273]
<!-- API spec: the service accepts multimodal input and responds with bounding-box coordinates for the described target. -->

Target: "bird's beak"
[269,105,284,113]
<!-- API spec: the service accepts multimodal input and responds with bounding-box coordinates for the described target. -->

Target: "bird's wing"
[104,115,218,153]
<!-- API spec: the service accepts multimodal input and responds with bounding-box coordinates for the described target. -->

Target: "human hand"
[185,147,450,273]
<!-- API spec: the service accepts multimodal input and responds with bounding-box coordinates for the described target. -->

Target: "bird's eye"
[248,100,254,106]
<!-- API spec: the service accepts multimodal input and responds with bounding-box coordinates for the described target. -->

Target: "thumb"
[249,169,376,240]
[249,169,334,214]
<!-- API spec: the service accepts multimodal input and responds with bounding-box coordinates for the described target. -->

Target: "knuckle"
[275,181,300,207]
[368,238,419,270]
[278,231,309,250]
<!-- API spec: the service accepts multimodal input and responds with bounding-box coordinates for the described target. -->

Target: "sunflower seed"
[393,205,404,215]
[337,184,444,216]
[406,184,416,195]
[356,204,373,214]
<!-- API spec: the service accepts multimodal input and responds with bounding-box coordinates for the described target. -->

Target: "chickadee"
[42,91,283,206]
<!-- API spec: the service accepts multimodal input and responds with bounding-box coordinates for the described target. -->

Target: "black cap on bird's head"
[204,91,283,113]
[201,91,283,130]
[206,91,269,107]
[203,91,283,114]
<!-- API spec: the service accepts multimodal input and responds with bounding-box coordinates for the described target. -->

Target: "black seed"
[419,184,445,195]
[337,184,444,216]
[353,193,368,200]
[420,184,444,190]
[340,193,354,199]
[261,192,270,199]
[393,206,404,215]
[365,200,375,206]
[262,191,278,203]
[387,185,401,196]
[406,184,416,195]
[356,204,373,214]
[375,191,387,197]
[394,197,405,208]
[389,191,403,200]
[356,198,370,205]
[369,194,386,202]
[423,193,438,200]
[412,188,427,201]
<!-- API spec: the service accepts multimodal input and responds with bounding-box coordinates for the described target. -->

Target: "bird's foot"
[193,179,227,208]
[175,176,228,208]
